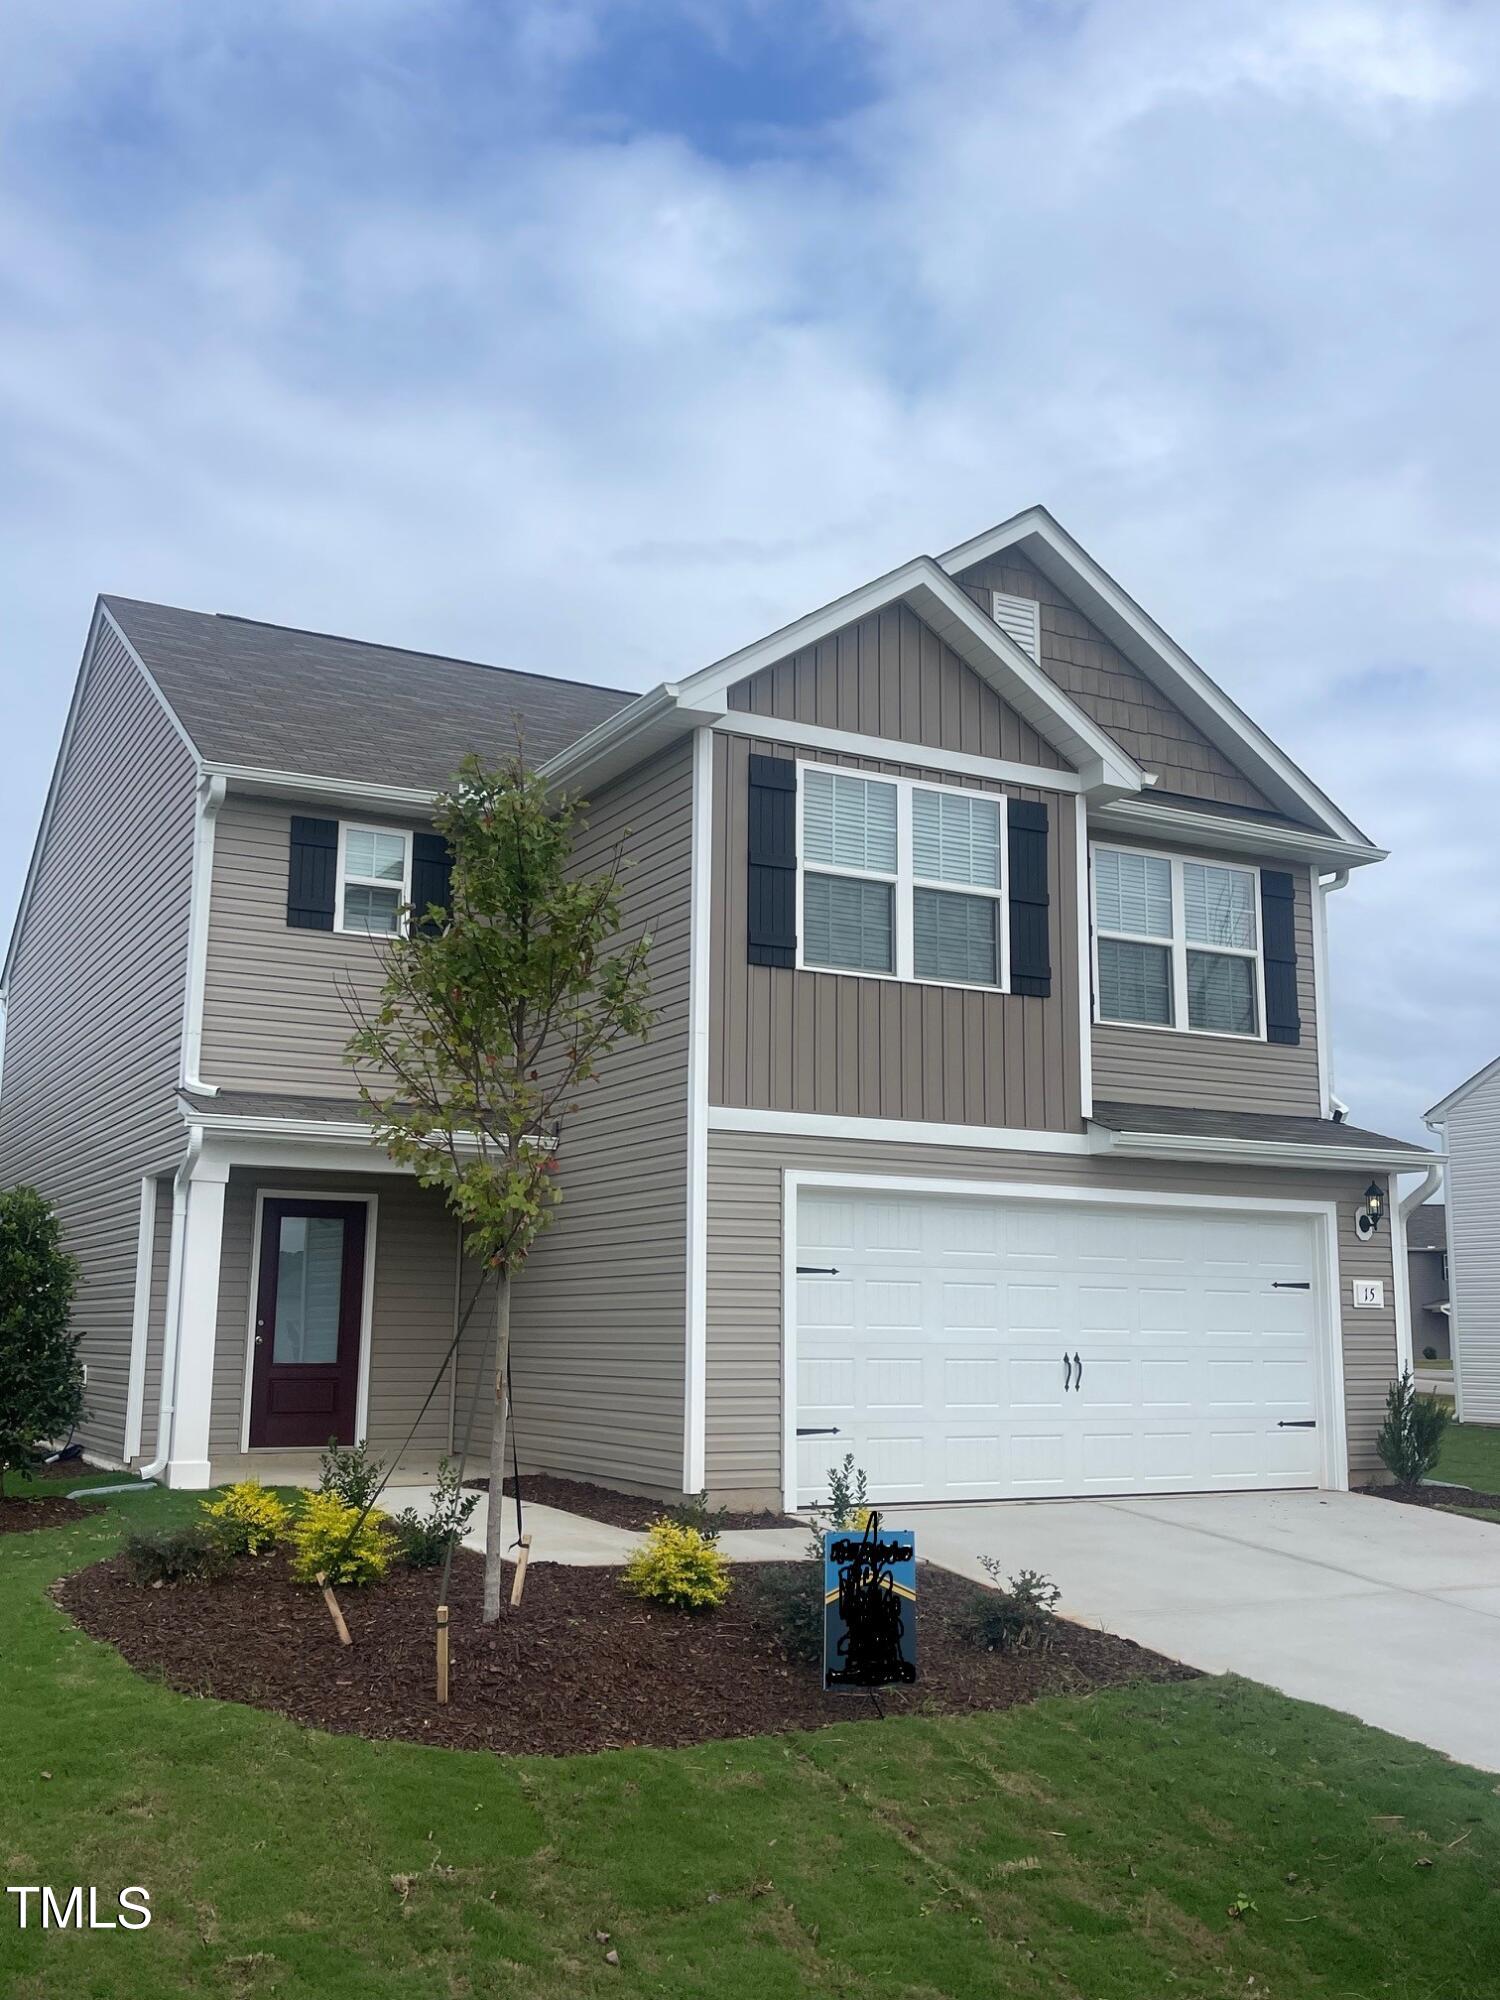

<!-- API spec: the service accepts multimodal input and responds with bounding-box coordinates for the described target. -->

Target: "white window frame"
[1090,841,1267,1042]
[335,821,413,938]
[794,760,1011,993]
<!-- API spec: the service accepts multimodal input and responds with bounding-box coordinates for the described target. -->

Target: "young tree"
[346,753,654,1621]
[0,1185,84,1488]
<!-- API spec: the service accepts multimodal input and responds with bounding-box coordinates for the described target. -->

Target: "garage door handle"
[1277,1419,1316,1429]
[797,1426,841,1437]
[1074,1350,1083,1388]
[797,1265,839,1276]
[1272,1281,1311,1290]
[1062,1352,1072,1391]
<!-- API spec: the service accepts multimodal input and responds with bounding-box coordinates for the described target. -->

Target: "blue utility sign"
[822,1515,917,1691]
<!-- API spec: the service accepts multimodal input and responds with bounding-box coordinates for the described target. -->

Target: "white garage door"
[793,1190,1326,1506]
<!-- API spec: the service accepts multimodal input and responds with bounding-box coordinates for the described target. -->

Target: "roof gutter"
[1090,1125,1443,1173]
[1091,801,1384,871]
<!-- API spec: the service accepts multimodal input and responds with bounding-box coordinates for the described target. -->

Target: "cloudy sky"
[1,0,1495,1143]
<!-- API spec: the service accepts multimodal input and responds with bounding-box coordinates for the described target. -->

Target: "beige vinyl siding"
[955,550,1275,811]
[200,795,433,1095]
[1089,838,1321,1116]
[728,599,1070,770]
[137,1176,174,1462]
[1438,1077,1500,1423]
[704,1129,1396,1504]
[710,732,1083,1130]
[507,741,694,1496]
[208,1167,461,1463]
[0,622,197,1457]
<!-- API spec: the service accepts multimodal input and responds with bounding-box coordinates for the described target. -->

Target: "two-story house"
[0,507,1439,1505]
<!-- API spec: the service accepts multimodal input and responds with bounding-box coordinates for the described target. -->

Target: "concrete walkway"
[380,1486,807,1566]
[909,1489,1500,1772]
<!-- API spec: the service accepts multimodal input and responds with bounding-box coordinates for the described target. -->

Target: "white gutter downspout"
[140,1123,203,1481]
[180,772,226,1097]
[1313,868,1350,1119]
[1391,1159,1445,1389]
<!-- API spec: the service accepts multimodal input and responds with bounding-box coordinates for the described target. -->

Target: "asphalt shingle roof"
[1405,1202,1448,1251]
[1090,1100,1430,1155]
[105,596,637,790]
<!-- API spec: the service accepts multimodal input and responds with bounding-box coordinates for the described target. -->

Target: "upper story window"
[337,824,411,935]
[799,763,1008,989]
[1092,845,1264,1039]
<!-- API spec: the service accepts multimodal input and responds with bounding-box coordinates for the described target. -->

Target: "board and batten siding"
[200,794,435,1095]
[0,621,197,1458]
[1436,1075,1500,1423]
[954,549,1276,811]
[1089,837,1322,1117]
[727,598,1070,769]
[207,1167,461,1467]
[704,1129,1397,1505]
[710,731,1083,1131]
[506,741,694,1496]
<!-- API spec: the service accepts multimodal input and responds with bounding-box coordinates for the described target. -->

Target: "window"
[1092,845,1263,1038]
[799,764,1007,988]
[338,824,411,935]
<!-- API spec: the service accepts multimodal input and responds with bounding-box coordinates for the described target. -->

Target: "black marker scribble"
[826,1511,916,1689]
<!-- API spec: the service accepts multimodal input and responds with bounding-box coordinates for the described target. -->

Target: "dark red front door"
[248,1199,367,1449]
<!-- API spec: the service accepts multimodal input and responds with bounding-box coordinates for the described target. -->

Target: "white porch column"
[163,1155,230,1489]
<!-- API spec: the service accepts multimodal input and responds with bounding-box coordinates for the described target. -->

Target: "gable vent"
[991,591,1041,662]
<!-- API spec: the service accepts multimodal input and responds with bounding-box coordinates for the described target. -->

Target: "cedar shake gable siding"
[955,550,1277,812]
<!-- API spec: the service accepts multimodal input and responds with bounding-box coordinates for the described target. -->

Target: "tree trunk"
[482,1269,512,1624]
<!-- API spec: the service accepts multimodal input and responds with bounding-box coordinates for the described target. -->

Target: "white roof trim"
[1091,798,1386,871]
[204,763,440,814]
[938,507,1376,850]
[1091,1122,1440,1172]
[660,555,1142,796]
[1426,1055,1500,1126]
[3,602,202,995]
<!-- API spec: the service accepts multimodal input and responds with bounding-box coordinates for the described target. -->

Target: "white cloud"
[1,0,1497,1139]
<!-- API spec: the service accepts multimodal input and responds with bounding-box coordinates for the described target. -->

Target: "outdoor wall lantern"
[1355,1181,1385,1241]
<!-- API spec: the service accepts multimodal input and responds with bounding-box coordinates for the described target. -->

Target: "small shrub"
[621,1519,731,1611]
[201,1481,290,1556]
[962,1559,1062,1655]
[288,1491,394,1586]
[665,1489,730,1541]
[0,1184,85,1481]
[825,1453,869,1530]
[753,1562,823,1662]
[1377,1369,1452,1488]
[125,1524,236,1585]
[392,1457,480,1567]
[317,1438,385,1511]
[1422,1346,1438,1362]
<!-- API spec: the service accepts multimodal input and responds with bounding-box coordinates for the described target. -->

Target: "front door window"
[248,1198,367,1449]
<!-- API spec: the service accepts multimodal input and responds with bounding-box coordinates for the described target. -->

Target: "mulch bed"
[485,1471,798,1534]
[0,1494,96,1534]
[57,1550,1195,1757]
[1372,1482,1500,1515]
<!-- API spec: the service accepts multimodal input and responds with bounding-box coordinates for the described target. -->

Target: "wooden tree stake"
[509,1534,532,1608]
[315,1572,352,1647]
[436,1603,450,1704]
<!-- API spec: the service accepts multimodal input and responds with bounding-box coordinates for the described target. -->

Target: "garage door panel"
[795,1190,1327,1506]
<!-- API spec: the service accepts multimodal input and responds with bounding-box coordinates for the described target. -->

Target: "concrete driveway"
[911,1489,1500,1772]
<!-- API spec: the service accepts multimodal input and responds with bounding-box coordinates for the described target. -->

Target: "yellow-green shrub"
[201,1481,290,1556]
[621,1519,731,1612]
[287,1490,394,1586]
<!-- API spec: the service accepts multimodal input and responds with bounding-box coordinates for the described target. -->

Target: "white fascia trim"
[781,1167,1349,1506]
[1426,1056,1500,1126]
[204,762,439,814]
[1092,1128,1441,1172]
[537,684,718,796]
[1091,798,1383,871]
[708,1104,1102,1155]
[180,772,227,1094]
[936,509,1371,848]
[239,1188,379,1454]
[683,726,713,1493]
[123,1175,160,1461]
[712,710,1083,792]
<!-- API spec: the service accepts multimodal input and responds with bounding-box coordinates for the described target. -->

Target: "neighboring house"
[1405,1202,1450,1363]
[1428,1063,1500,1423]
[0,506,1442,1506]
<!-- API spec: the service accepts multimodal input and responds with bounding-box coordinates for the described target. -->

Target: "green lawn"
[4,1477,1500,1999]
[1436,1419,1500,1492]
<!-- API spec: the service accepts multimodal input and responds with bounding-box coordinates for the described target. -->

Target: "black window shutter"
[411,831,454,935]
[746,754,797,968]
[1007,800,1051,998]
[1261,869,1301,1045]
[287,816,338,931]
